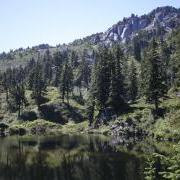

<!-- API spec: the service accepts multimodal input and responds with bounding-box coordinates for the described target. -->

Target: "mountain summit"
[72,6,180,46]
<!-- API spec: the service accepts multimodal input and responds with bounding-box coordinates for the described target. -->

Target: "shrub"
[9,126,27,136]
[20,111,37,121]
[39,104,66,124]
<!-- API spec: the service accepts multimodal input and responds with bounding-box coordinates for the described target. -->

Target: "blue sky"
[0,0,179,52]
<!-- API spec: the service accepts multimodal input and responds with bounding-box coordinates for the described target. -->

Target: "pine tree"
[86,56,98,124]
[43,50,53,85]
[75,53,91,97]
[70,50,79,68]
[86,94,95,126]
[5,67,27,117]
[169,30,180,87]
[133,36,141,61]
[128,59,138,102]
[59,62,73,104]
[115,45,125,91]
[26,58,36,90]
[159,41,170,91]
[79,53,91,87]
[1,71,10,102]
[140,50,150,97]
[144,39,167,111]
[89,45,127,115]
[93,47,111,109]
[107,45,127,112]
[9,83,27,117]
[31,63,47,107]
[53,51,63,87]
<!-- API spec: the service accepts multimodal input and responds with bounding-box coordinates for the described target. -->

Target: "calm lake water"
[0,134,173,180]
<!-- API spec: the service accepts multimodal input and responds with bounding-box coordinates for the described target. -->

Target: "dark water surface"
[0,134,172,180]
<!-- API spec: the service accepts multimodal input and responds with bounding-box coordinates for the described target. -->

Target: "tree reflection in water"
[0,135,145,180]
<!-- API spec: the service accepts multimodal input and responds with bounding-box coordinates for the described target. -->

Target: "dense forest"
[1,28,180,129]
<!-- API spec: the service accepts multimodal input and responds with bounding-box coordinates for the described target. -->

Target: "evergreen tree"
[159,41,170,91]
[9,83,27,117]
[86,94,95,126]
[128,59,138,102]
[31,63,47,107]
[53,51,63,87]
[70,50,79,68]
[59,62,73,104]
[107,46,127,112]
[133,36,141,61]
[42,50,53,85]
[140,50,150,97]
[169,30,180,87]
[93,47,111,109]
[4,67,27,117]
[1,71,10,102]
[25,58,36,90]
[86,56,98,124]
[75,53,91,97]
[79,53,91,87]
[143,39,167,111]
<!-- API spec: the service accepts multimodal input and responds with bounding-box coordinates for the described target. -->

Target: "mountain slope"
[0,6,180,70]
[71,6,180,46]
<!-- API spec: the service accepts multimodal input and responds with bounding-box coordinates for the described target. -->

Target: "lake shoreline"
[1,121,179,143]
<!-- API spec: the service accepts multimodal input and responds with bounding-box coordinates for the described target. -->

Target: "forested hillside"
[0,6,180,138]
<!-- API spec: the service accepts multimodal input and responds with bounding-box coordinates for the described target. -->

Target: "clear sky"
[0,0,179,52]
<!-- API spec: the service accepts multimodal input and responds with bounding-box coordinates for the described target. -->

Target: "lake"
[0,134,173,180]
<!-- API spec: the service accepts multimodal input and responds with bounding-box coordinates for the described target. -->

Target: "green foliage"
[53,51,64,86]
[9,125,27,136]
[86,94,95,126]
[144,155,157,180]
[0,67,28,116]
[128,58,138,101]
[8,83,27,116]
[133,36,142,61]
[169,29,180,87]
[107,45,127,112]
[92,47,111,109]
[0,25,180,151]
[141,39,168,111]
[144,144,180,180]
[31,62,47,107]
[20,111,37,121]
[59,62,73,103]
[89,45,127,115]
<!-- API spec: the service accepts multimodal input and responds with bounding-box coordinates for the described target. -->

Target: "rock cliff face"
[72,6,180,46]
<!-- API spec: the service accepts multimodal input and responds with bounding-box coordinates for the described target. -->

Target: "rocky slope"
[71,6,180,46]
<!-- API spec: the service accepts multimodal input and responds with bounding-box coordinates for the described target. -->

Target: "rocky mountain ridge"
[71,6,180,46]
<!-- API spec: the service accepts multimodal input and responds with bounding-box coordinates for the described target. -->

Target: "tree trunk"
[154,98,158,112]
[18,104,21,118]
[5,88,9,101]
[67,92,69,105]
[80,89,82,98]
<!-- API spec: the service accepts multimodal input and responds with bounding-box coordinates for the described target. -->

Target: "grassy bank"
[0,86,180,141]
